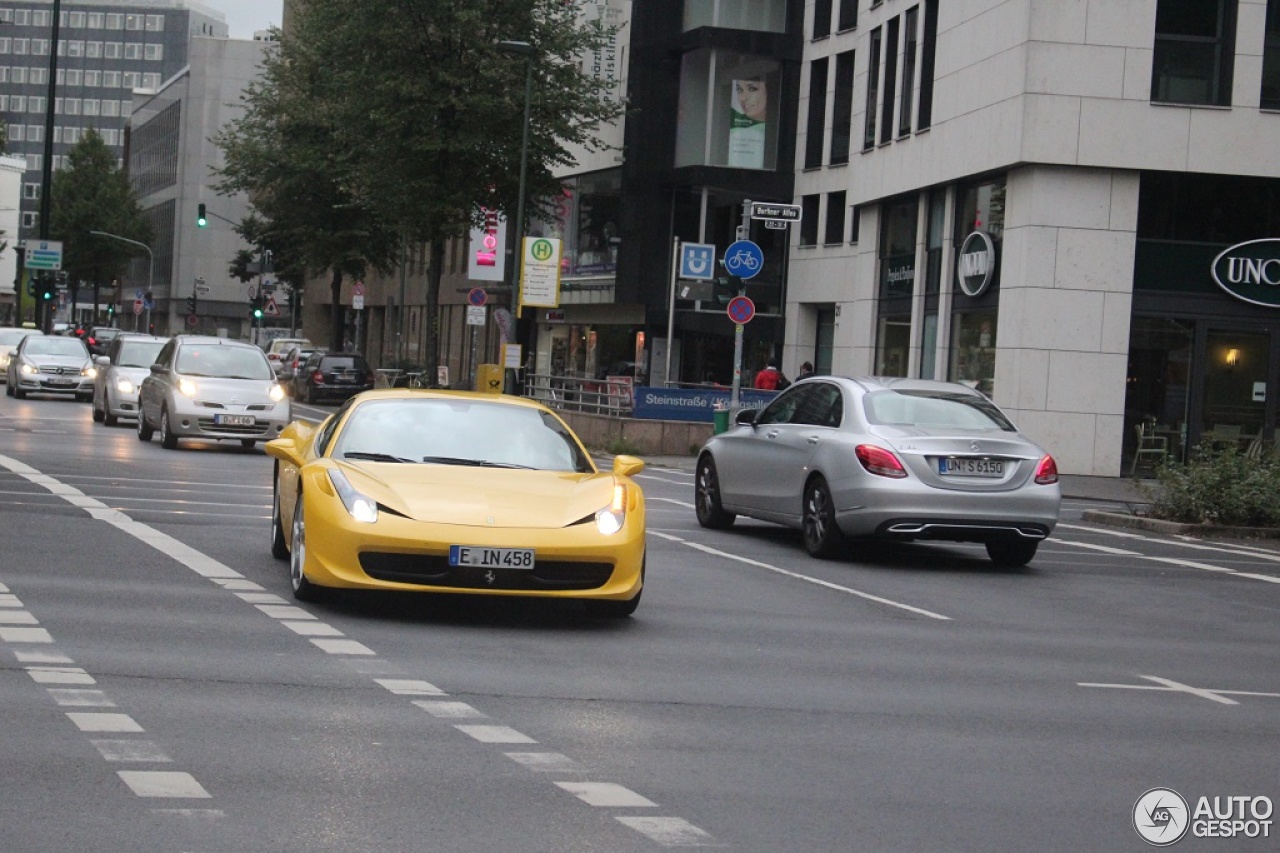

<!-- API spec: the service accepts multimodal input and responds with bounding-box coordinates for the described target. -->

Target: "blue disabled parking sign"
[724,240,764,279]
[679,242,716,280]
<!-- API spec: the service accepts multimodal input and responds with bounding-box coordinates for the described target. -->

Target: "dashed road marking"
[375,678,445,696]
[310,638,375,655]
[505,752,584,773]
[615,816,722,847]
[280,620,345,637]
[557,782,657,807]
[256,604,314,620]
[66,712,145,733]
[455,725,537,744]
[47,689,115,707]
[117,771,211,798]
[413,700,486,719]
[1054,540,1140,556]
[91,740,172,763]
[27,666,95,684]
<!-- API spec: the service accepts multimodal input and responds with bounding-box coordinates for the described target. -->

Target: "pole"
[396,232,407,365]
[664,237,679,387]
[12,245,24,327]
[88,230,152,332]
[468,323,478,390]
[728,201,752,417]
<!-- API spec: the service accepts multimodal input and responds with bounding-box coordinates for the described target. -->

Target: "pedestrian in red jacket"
[753,359,789,390]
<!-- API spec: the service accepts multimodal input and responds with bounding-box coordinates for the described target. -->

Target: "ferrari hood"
[335,461,617,529]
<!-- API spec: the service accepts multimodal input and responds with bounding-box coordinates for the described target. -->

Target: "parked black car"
[293,351,375,404]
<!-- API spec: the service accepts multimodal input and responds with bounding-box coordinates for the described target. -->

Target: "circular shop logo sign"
[1210,238,1280,308]
[956,231,996,297]
[530,239,556,262]
[1133,788,1190,846]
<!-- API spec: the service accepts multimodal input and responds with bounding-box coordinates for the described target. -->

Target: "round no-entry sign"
[467,287,487,307]
[726,295,756,324]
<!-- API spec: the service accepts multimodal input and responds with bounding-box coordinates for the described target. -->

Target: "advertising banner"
[630,386,780,422]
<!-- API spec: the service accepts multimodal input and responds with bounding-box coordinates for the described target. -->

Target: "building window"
[85,70,100,86]
[126,14,143,30]
[674,49,782,170]
[899,6,919,136]
[88,13,103,28]
[23,183,39,199]
[1263,0,1280,109]
[863,27,882,150]
[876,315,911,376]
[800,194,821,246]
[124,43,142,60]
[682,0,787,34]
[86,41,101,58]
[142,73,161,89]
[64,98,80,115]
[880,16,899,145]
[924,189,945,295]
[68,11,85,28]
[64,69,80,86]
[83,99,99,116]
[0,68,7,82]
[144,43,163,61]
[1151,0,1237,105]
[838,0,857,31]
[9,95,23,112]
[103,71,121,87]
[105,42,122,59]
[28,96,43,113]
[825,191,847,244]
[804,57,829,168]
[31,10,49,26]
[0,38,9,53]
[849,205,860,243]
[13,10,28,25]
[12,67,26,84]
[831,49,855,164]
[106,13,123,30]
[31,39,48,56]
[146,15,164,32]
[813,0,832,39]
[66,40,84,58]
[23,212,38,229]
[879,195,918,299]
[102,100,120,117]
[948,312,997,395]
[918,0,938,129]
[29,68,45,85]
[26,125,42,142]
[13,38,29,55]
[123,72,140,89]
[7,124,22,142]
[815,308,836,374]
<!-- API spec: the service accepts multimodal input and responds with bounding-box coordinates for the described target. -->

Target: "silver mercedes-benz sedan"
[695,376,1061,566]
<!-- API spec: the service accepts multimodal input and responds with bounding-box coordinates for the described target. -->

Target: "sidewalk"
[631,455,1153,504]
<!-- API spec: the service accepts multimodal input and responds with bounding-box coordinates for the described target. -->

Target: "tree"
[48,128,152,310]
[215,1,623,375]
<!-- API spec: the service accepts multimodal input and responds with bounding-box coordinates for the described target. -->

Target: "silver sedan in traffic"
[695,376,1061,566]
[92,334,167,426]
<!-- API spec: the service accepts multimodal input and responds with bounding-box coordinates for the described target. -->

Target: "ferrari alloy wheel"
[136,408,154,441]
[802,475,845,559]
[986,539,1038,568]
[694,455,735,530]
[159,408,178,449]
[289,494,324,601]
[270,475,288,561]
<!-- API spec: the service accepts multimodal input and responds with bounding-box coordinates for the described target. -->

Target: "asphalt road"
[1,392,1277,851]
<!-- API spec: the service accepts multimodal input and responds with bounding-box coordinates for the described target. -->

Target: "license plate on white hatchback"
[214,414,255,426]
[940,457,1005,477]
[449,546,535,569]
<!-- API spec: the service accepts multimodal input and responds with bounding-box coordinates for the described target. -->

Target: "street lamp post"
[88,230,153,331]
[497,40,534,392]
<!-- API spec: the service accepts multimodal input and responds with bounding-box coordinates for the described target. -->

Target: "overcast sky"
[203,0,283,40]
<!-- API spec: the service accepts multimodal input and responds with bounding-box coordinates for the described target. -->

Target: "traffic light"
[26,277,35,297]
[187,294,198,315]
[41,286,54,302]
[249,294,263,320]
[712,273,744,306]
[196,203,207,228]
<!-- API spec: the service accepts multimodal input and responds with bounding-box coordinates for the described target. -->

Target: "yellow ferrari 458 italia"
[265,389,646,617]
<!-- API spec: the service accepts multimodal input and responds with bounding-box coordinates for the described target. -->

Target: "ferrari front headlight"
[329,468,378,524]
[594,484,627,535]
[269,383,286,402]
[178,378,198,397]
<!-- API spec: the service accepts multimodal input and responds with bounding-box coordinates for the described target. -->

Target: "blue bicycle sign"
[723,240,764,279]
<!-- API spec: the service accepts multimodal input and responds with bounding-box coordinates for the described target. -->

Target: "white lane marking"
[413,700,486,719]
[0,626,53,642]
[310,638,375,655]
[0,610,39,624]
[615,817,721,847]
[455,725,537,744]
[0,593,23,607]
[0,582,8,592]
[212,579,265,591]
[280,621,345,637]
[1060,522,1280,563]
[636,474,695,486]
[504,752,584,773]
[91,740,172,762]
[556,782,657,808]
[47,689,115,707]
[375,678,446,696]
[1078,675,1280,704]
[256,604,315,620]
[27,666,95,684]
[1053,540,1140,556]
[149,808,226,819]
[1235,573,1280,584]
[651,532,950,621]
[1139,675,1240,705]
[67,712,145,732]
[117,771,211,799]
[235,592,288,604]
[650,497,696,509]
[60,473,271,491]
[1143,556,1239,574]
[14,649,71,663]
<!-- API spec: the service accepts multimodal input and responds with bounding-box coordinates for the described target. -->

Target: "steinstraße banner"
[631,386,779,422]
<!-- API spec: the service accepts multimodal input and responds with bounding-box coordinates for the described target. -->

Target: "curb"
[1082,509,1280,540]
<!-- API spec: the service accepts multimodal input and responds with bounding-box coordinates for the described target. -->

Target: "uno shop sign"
[631,386,780,422]
[1212,239,1280,307]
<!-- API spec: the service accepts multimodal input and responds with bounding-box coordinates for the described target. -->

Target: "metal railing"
[523,372,633,417]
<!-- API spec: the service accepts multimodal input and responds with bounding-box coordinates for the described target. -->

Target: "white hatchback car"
[92,334,167,426]
[137,336,290,449]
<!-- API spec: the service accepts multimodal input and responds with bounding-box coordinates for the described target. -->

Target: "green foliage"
[1139,446,1280,527]
[49,128,151,287]
[605,436,644,457]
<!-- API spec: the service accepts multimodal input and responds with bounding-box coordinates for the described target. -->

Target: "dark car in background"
[278,345,322,391]
[293,351,375,404]
[84,326,124,358]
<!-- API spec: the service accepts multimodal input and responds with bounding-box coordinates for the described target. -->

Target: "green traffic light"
[197,203,208,228]
[253,309,263,319]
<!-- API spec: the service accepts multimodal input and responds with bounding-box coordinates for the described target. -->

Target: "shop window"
[804,57,829,168]
[675,49,781,170]
[838,0,857,32]
[880,17,899,145]
[1151,0,1237,106]
[800,195,821,246]
[876,315,911,376]
[948,312,997,396]
[825,191,846,244]
[879,195,918,299]
[831,50,855,164]
[918,0,938,129]
[683,0,787,34]
[813,0,832,39]
[899,6,919,137]
[1263,0,1280,109]
[1123,318,1193,466]
[550,169,621,278]
[863,27,881,150]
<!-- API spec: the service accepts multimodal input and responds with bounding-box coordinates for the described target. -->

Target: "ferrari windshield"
[175,345,274,379]
[332,398,594,473]
[862,389,1016,431]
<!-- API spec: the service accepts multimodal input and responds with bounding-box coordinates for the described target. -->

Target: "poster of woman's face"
[729,78,768,168]
[733,79,767,122]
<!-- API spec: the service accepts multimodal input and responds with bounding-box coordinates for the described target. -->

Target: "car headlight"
[82,366,97,379]
[328,468,378,523]
[178,378,198,397]
[594,484,628,535]
[269,383,286,402]
[20,362,37,375]
[115,378,134,394]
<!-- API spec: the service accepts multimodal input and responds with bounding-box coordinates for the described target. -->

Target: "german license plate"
[215,414,255,427]
[449,546,535,569]
[46,376,76,386]
[940,457,1005,477]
